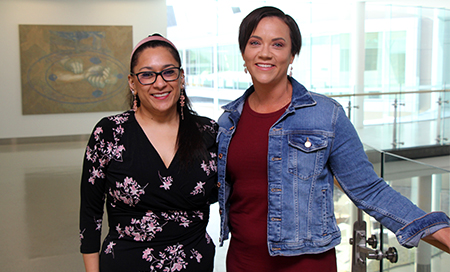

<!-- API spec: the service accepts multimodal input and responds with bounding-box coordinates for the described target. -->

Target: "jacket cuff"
[396,211,450,248]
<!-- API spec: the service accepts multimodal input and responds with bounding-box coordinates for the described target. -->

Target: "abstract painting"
[19,25,132,114]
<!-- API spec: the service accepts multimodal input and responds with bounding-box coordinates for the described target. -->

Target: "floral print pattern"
[84,113,130,185]
[109,176,147,207]
[80,112,217,271]
[190,181,206,196]
[114,210,206,243]
[116,211,166,242]
[200,152,217,176]
[105,241,116,257]
[95,218,103,231]
[142,243,200,271]
[161,210,204,228]
[159,172,173,191]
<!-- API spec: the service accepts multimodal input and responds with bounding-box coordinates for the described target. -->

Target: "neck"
[135,107,179,127]
[249,78,292,113]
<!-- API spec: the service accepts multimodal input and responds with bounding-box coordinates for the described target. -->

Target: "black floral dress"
[79,111,218,272]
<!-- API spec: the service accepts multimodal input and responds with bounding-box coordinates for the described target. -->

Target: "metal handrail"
[327,88,449,99]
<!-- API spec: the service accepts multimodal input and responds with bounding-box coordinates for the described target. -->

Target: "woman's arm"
[329,107,450,250]
[80,119,111,262]
[82,253,100,272]
[422,227,450,253]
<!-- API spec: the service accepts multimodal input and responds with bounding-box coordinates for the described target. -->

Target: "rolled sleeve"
[396,211,450,248]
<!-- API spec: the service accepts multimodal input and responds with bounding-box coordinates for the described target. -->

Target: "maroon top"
[226,100,337,272]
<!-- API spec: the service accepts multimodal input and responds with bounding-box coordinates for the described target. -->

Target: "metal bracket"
[350,210,398,272]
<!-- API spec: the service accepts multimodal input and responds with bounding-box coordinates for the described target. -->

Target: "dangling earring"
[179,87,185,120]
[131,89,137,111]
[289,65,293,77]
[243,64,248,74]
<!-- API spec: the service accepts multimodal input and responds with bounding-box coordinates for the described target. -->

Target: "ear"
[180,69,186,86]
[128,74,136,92]
[290,54,295,65]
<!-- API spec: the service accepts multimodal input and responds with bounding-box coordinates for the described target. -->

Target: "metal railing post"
[436,96,449,144]
[350,151,398,272]
[391,97,405,149]
[346,99,360,120]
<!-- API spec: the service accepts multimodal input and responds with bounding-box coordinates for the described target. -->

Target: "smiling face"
[128,46,184,117]
[242,16,294,88]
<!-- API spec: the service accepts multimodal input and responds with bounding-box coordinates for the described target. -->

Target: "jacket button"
[217,182,221,188]
[305,137,312,148]
[218,153,223,159]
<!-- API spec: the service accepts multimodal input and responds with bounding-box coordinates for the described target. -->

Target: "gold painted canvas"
[19,25,132,114]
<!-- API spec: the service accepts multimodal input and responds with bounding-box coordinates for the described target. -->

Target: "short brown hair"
[238,6,302,56]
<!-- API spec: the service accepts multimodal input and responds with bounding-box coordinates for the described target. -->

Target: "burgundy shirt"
[226,100,337,272]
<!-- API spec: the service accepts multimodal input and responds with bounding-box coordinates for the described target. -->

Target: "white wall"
[0,0,167,140]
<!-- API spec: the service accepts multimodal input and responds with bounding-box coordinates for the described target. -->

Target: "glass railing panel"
[333,144,384,272]
[334,144,449,272]
[380,153,449,272]
[355,92,400,150]
[365,145,449,271]
[395,90,445,148]
[333,184,353,272]
[328,89,450,151]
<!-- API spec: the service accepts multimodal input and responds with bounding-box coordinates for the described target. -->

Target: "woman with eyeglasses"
[79,34,218,272]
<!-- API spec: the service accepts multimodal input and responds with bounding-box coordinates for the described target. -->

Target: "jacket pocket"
[288,134,328,180]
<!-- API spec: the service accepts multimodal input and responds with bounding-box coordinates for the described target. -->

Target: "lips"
[152,92,171,98]
[256,63,274,68]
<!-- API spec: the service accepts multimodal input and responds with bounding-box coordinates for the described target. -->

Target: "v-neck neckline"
[132,111,178,170]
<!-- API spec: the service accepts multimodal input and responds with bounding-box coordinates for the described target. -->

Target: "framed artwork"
[19,25,132,114]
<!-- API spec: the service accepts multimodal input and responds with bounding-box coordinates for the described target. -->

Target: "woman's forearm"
[422,227,450,254]
[82,252,100,272]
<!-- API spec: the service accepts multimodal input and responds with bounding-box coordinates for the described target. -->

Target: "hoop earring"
[179,88,185,120]
[243,64,248,74]
[131,89,137,111]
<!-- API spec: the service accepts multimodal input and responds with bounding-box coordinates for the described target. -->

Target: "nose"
[259,44,271,58]
[152,73,167,88]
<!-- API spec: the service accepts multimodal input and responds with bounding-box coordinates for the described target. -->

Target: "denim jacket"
[217,77,450,256]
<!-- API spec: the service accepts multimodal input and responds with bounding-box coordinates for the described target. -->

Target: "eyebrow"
[250,35,287,42]
[138,63,176,72]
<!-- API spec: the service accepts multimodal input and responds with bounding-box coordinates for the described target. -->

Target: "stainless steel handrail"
[327,88,449,99]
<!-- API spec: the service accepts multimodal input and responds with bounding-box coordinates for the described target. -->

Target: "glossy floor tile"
[0,133,448,271]
[0,141,228,272]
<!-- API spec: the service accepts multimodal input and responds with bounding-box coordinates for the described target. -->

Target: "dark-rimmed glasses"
[131,67,182,85]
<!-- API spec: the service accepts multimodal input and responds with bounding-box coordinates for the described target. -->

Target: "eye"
[273,42,284,48]
[139,72,155,78]
[249,40,260,46]
[162,69,176,76]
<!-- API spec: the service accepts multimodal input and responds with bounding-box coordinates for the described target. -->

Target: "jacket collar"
[221,77,316,113]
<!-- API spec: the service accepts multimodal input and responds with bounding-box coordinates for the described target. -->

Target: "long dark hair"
[129,34,208,169]
[238,6,302,56]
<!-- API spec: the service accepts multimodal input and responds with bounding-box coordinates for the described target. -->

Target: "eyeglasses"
[131,67,182,85]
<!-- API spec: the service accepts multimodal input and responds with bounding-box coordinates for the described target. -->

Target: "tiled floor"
[0,123,448,271]
[0,141,87,271]
[0,140,229,272]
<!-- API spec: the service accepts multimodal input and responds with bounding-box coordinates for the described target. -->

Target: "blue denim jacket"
[217,77,450,256]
